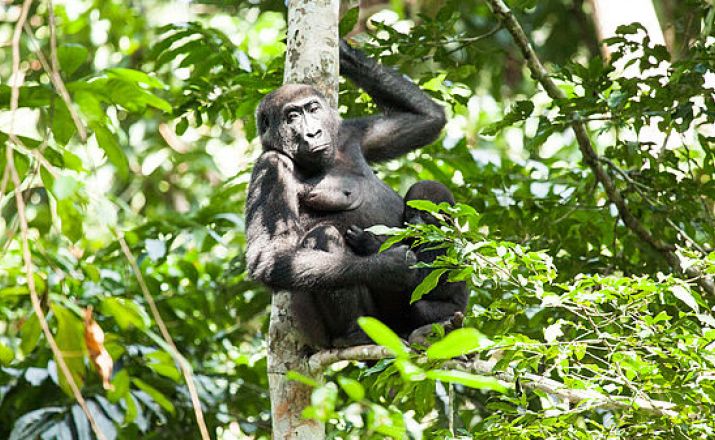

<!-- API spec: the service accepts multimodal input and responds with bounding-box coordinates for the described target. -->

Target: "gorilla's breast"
[299,168,403,232]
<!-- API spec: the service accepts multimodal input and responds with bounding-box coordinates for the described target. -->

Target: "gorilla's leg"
[409,288,468,328]
[300,225,376,347]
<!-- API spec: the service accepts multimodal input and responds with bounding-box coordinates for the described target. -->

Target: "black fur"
[245,41,459,347]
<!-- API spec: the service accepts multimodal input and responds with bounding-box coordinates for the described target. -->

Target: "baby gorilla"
[345,180,468,339]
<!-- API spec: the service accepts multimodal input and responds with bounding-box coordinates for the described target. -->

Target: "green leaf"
[482,100,534,136]
[426,328,493,360]
[357,317,408,358]
[74,89,106,123]
[146,350,181,381]
[58,44,88,77]
[106,68,166,89]
[0,85,52,109]
[422,73,447,92]
[339,7,359,37]
[100,297,150,330]
[426,369,509,393]
[0,341,14,365]
[0,286,29,296]
[51,175,81,201]
[93,125,129,179]
[286,371,319,387]
[671,285,699,313]
[57,199,84,243]
[20,314,41,355]
[337,376,365,401]
[124,393,139,425]
[175,117,188,135]
[406,199,440,214]
[103,78,172,113]
[132,378,175,415]
[51,101,76,145]
[62,150,83,171]
[108,370,130,403]
[411,269,447,303]
[50,303,85,397]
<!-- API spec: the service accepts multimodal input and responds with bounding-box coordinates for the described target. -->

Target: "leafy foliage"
[1,0,714,439]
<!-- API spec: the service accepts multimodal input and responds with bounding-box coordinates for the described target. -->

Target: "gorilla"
[345,180,468,338]
[245,40,465,347]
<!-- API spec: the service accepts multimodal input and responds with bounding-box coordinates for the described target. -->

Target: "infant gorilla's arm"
[345,225,383,256]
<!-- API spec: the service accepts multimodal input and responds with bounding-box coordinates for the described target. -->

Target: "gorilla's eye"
[308,103,320,113]
[286,111,300,123]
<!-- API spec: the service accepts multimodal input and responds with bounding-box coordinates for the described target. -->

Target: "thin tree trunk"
[267,1,339,438]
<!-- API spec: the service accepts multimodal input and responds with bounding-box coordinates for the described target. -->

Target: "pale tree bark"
[268,1,339,439]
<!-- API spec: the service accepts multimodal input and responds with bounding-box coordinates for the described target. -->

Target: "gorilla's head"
[404,180,455,226]
[256,84,340,174]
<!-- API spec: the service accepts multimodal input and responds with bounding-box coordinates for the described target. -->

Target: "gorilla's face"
[257,85,339,175]
[281,96,336,173]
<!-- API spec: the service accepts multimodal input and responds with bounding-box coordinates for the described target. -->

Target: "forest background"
[1,0,715,438]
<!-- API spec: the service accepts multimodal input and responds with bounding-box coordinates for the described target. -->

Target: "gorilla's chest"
[298,158,403,232]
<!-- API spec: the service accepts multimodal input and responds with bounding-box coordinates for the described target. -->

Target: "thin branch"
[309,345,677,417]
[23,5,86,141]
[116,232,211,440]
[667,218,707,254]
[7,2,106,438]
[309,345,393,373]
[483,0,715,296]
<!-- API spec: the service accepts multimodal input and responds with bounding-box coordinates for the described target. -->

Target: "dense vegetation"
[1,0,714,438]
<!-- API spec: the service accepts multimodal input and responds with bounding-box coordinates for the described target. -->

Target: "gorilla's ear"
[257,110,269,136]
[255,103,275,150]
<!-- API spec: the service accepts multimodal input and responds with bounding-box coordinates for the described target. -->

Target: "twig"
[308,345,393,373]
[667,218,707,254]
[483,0,715,296]
[7,2,106,438]
[0,163,10,203]
[37,0,87,141]
[116,232,211,440]
[309,345,677,417]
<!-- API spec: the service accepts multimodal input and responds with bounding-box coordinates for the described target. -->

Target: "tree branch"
[483,0,715,296]
[309,345,393,372]
[309,345,677,417]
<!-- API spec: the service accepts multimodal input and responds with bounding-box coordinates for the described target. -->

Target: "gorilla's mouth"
[309,143,331,153]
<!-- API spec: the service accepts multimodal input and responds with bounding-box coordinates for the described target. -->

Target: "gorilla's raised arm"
[339,40,446,163]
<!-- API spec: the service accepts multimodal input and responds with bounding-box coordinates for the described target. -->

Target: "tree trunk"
[267,1,339,439]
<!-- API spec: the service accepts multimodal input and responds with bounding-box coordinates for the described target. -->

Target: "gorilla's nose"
[306,128,322,138]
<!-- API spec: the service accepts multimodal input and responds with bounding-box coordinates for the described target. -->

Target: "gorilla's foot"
[407,311,465,346]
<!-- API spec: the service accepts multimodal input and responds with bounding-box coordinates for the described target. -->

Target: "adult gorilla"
[245,40,459,347]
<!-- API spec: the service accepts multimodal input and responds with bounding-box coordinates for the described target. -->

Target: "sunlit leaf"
[358,317,408,358]
[426,369,509,393]
[426,328,493,359]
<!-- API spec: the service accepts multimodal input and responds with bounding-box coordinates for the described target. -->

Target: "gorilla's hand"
[345,225,382,256]
[377,244,417,280]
